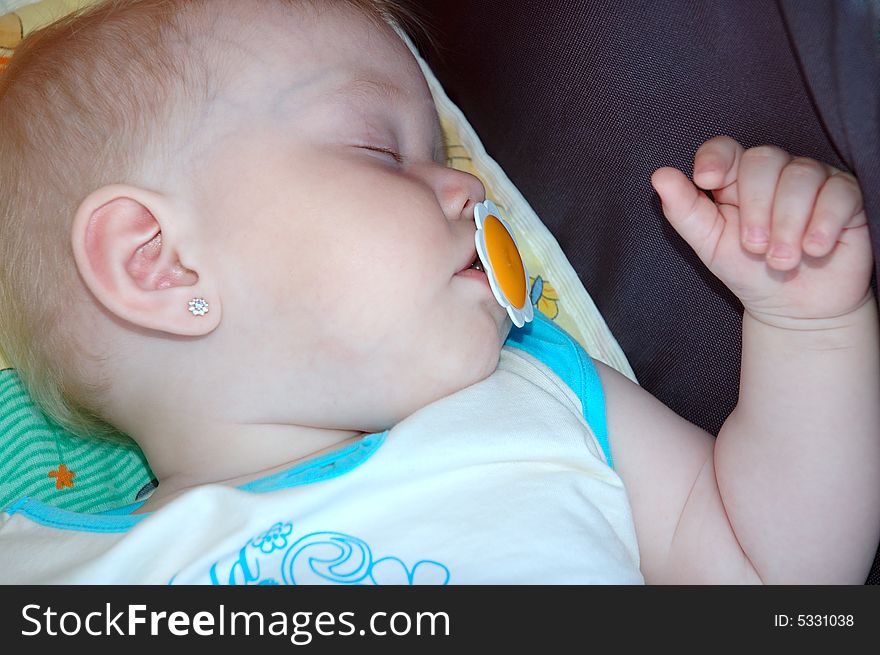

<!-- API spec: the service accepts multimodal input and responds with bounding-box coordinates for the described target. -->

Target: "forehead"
[181,2,442,170]
[215,2,431,113]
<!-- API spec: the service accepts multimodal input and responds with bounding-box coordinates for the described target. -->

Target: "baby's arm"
[604,136,880,584]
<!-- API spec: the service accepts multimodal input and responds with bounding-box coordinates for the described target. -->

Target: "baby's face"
[184,3,511,432]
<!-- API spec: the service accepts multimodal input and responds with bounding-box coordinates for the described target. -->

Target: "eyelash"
[361,145,404,165]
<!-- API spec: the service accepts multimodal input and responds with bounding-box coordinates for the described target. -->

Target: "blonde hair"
[0,0,421,442]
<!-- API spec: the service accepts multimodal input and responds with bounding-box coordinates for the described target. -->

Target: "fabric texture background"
[416,0,880,583]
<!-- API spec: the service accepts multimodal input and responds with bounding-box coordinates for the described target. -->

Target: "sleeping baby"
[0,0,877,584]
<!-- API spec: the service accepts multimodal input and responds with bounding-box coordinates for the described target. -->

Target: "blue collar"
[6,431,387,533]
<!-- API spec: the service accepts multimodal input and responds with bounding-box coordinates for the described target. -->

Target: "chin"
[418,307,508,400]
[470,323,507,384]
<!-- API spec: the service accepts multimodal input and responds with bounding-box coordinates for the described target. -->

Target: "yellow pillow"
[0,0,91,53]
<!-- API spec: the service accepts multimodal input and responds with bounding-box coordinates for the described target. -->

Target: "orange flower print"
[48,463,75,490]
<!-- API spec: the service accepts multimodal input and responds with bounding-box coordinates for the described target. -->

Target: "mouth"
[458,249,484,274]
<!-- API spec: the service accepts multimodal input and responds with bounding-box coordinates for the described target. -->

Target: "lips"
[457,245,483,274]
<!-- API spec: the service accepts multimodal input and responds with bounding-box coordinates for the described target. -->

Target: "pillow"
[0,0,90,53]
[0,369,155,512]
[0,0,635,514]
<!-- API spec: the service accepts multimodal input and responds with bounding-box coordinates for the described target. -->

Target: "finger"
[766,157,828,270]
[651,166,723,265]
[738,145,792,255]
[802,172,866,258]
[692,135,744,206]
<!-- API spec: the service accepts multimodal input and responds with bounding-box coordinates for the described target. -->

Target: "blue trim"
[4,496,29,515]
[504,309,613,469]
[2,432,388,533]
[239,431,387,493]
[5,497,149,533]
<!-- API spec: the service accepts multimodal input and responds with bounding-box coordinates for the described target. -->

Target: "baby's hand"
[651,136,873,324]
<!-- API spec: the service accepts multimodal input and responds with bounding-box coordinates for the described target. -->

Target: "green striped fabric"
[0,368,154,513]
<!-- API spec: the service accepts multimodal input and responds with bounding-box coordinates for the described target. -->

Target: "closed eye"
[359,145,404,165]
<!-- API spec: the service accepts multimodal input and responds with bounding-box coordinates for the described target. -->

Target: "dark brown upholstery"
[415,0,880,583]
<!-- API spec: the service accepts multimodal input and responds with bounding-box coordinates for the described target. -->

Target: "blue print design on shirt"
[197,521,450,585]
[252,522,293,554]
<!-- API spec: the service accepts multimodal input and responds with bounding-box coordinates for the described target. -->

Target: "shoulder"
[504,310,610,466]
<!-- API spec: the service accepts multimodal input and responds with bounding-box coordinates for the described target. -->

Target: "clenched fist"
[651,135,873,324]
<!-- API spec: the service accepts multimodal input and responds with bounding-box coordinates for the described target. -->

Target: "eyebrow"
[335,77,407,103]
[326,76,447,163]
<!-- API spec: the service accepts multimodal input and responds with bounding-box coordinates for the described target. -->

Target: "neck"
[126,411,365,513]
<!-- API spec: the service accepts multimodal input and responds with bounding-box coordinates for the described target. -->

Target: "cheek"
[318,201,451,295]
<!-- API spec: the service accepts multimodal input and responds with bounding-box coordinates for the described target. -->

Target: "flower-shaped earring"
[474,200,534,328]
[188,297,209,316]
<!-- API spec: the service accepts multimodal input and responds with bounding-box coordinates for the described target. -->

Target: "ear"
[71,184,221,336]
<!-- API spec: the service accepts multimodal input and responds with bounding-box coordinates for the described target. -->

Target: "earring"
[188,297,209,316]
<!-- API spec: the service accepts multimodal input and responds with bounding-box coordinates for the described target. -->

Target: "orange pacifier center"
[473,198,534,328]
[484,214,527,309]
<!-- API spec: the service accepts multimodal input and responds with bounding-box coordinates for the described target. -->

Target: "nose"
[423,164,486,222]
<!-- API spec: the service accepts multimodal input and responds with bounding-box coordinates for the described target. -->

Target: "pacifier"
[473,200,534,328]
